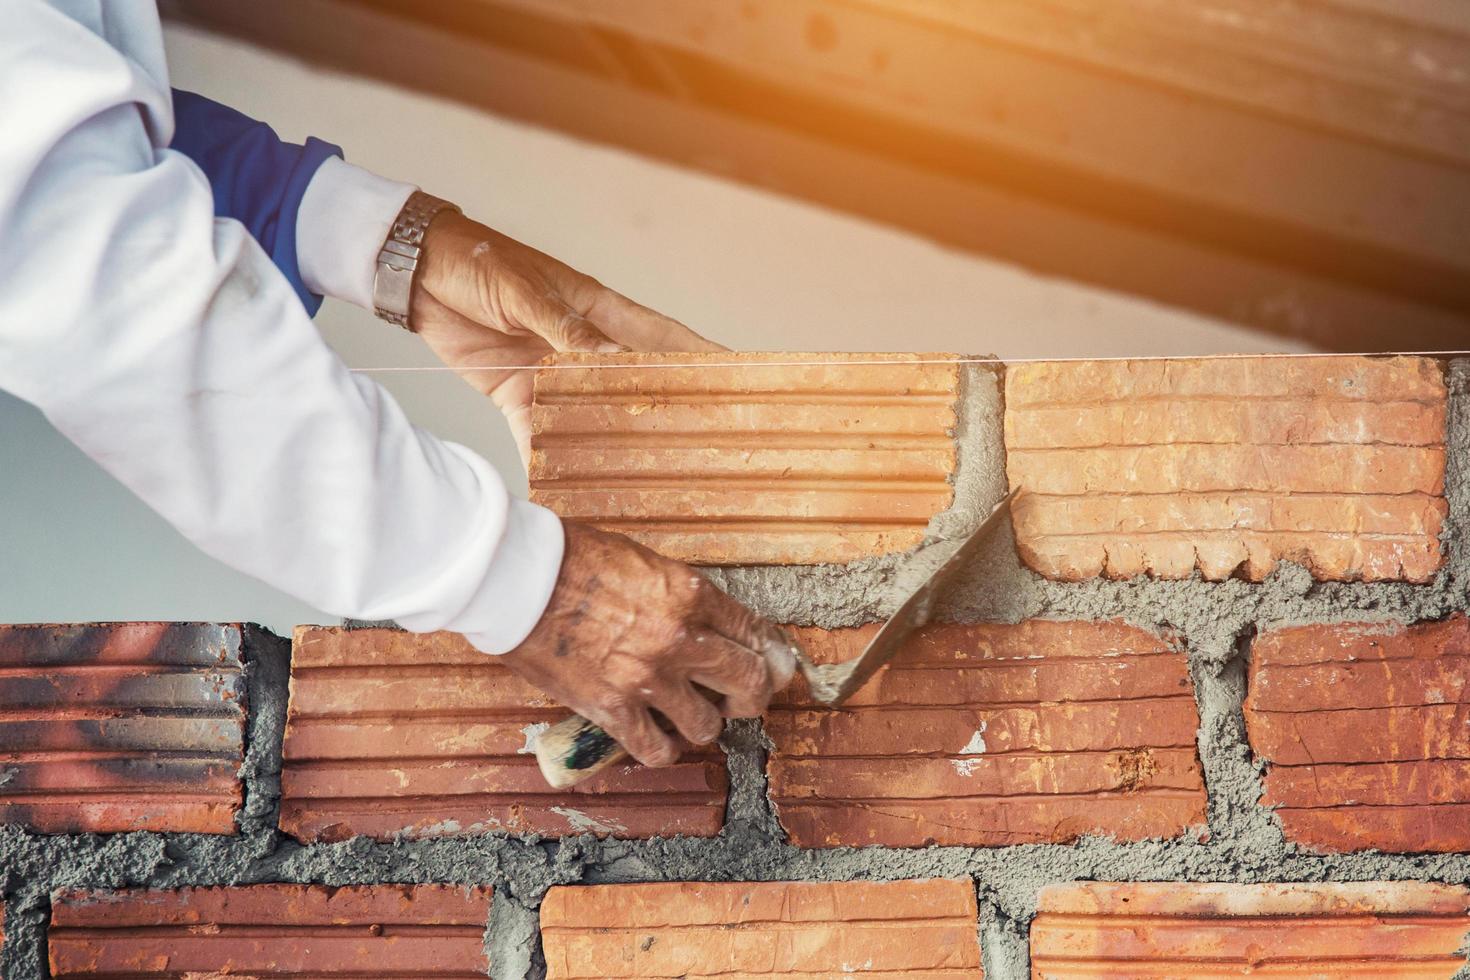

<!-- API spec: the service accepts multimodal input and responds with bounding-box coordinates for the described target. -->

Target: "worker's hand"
[412,212,721,463]
[500,522,796,768]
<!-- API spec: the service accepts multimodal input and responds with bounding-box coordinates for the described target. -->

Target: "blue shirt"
[170,89,341,315]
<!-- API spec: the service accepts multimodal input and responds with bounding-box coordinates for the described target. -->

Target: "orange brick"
[49,884,490,977]
[1245,616,1470,853]
[530,352,960,564]
[0,623,244,834]
[1004,355,1448,582]
[280,627,726,842]
[1032,881,1470,978]
[765,620,1205,847]
[541,879,981,978]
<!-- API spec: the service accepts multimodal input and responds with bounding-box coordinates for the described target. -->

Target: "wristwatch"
[372,190,461,330]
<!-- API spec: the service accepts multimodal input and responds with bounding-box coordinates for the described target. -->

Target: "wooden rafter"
[162,0,1470,350]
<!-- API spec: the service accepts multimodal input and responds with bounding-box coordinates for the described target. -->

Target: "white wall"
[0,25,1308,636]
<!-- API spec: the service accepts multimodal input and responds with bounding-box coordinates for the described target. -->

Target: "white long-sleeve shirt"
[0,0,565,652]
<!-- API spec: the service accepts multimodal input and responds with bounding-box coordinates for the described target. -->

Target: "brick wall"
[2,353,1467,979]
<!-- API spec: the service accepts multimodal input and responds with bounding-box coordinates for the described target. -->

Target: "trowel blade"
[801,488,1019,706]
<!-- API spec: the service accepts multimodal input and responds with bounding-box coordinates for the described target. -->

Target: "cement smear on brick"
[702,361,1011,626]
[4,360,1469,979]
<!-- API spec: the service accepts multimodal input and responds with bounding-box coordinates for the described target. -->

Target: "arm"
[169,89,347,314]
[166,87,717,469]
[0,3,558,651]
[169,89,416,318]
[2,2,786,767]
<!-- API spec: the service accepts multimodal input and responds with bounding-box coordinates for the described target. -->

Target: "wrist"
[372,191,460,330]
[296,158,415,311]
[416,211,479,297]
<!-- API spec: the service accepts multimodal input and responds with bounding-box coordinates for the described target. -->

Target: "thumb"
[527,299,627,354]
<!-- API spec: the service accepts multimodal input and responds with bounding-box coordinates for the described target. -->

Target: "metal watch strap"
[372,191,461,330]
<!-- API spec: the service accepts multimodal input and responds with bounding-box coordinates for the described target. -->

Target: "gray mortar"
[4,359,1470,978]
[979,898,1030,980]
[487,886,544,980]
[238,624,291,837]
[703,361,1011,626]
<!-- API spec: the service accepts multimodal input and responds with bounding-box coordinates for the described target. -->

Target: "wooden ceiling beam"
[162,0,1470,350]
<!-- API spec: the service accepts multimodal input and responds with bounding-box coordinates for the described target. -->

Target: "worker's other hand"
[500,522,796,768]
[412,213,721,463]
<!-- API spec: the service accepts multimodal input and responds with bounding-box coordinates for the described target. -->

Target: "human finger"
[647,676,724,745]
[588,288,727,353]
[698,586,798,692]
[682,630,775,719]
[596,700,679,768]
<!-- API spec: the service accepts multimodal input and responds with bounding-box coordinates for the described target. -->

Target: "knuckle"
[620,661,660,692]
[694,707,723,744]
[727,648,769,692]
[599,691,637,719]
[639,739,677,768]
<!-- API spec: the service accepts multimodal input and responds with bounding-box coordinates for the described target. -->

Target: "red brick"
[0,623,244,834]
[49,884,490,977]
[280,627,726,842]
[1005,355,1448,582]
[765,620,1205,847]
[1032,881,1470,978]
[530,352,960,564]
[1245,616,1470,852]
[541,879,981,978]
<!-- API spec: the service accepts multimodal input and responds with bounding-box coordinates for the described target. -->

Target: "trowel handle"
[533,713,628,789]
[534,688,718,789]
[534,682,751,789]
[534,634,801,789]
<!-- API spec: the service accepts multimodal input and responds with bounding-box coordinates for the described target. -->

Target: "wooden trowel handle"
[534,635,800,789]
[534,682,734,789]
[533,714,627,789]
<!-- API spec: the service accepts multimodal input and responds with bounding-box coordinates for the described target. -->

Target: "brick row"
[1004,355,1447,583]
[49,884,492,977]
[524,353,1451,584]
[541,879,982,978]
[765,620,1206,847]
[1245,616,1470,853]
[529,352,960,564]
[279,627,727,842]
[39,880,1470,979]
[1032,882,1470,978]
[0,623,244,835]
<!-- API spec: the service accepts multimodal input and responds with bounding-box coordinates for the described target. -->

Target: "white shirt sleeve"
[0,1,564,653]
[296,156,415,311]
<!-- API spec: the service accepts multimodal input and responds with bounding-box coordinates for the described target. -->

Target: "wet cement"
[4,359,1469,978]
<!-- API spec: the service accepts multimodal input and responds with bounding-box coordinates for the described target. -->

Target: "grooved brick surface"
[1032,881,1470,978]
[540,879,981,978]
[1004,356,1447,582]
[1245,616,1470,853]
[0,623,244,834]
[280,627,726,842]
[529,352,960,565]
[765,620,1206,847]
[49,884,491,977]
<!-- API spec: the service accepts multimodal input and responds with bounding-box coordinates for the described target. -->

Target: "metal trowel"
[533,488,1020,789]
